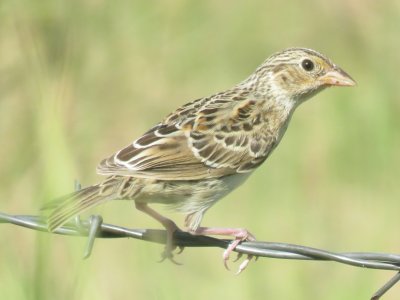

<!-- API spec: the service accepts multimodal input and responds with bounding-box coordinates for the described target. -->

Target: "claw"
[224,241,255,274]
[223,250,231,271]
[158,248,182,265]
[222,232,257,273]
[168,256,183,265]
[176,246,185,255]
[233,252,243,262]
[222,238,242,270]
[188,226,257,272]
[235,255,253,275]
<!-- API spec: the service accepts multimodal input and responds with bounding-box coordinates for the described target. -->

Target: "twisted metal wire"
[0,211,399,300]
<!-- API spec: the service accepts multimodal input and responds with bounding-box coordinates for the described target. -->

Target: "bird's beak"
[319,67,356,87]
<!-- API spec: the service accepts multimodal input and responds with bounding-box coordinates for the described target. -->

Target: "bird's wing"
[97,92,278,180]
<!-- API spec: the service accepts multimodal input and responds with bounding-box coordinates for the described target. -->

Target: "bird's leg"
[134,202,181,264]
[189,226,256,273]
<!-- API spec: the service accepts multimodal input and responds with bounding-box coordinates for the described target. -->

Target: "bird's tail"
[43,176,138,232]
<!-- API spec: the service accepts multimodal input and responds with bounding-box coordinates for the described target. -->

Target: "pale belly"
[134,172,252,229]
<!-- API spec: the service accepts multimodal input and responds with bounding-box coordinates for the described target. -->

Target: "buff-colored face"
[265,48,356,101]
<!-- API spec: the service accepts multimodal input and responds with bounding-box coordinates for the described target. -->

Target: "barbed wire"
[1,210,399,300]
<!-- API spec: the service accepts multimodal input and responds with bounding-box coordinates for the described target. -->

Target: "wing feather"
[97,91,280,180]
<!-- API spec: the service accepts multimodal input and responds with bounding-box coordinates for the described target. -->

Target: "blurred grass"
[1,0,400,299]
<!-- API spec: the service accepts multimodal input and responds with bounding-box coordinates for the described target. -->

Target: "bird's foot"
[134,202,184,264]
[158,220,183,265]
[158,248,183,265]
[190,227,256,274]
[222,229,256,274]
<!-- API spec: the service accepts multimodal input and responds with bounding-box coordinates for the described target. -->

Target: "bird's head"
[252,48,356,105]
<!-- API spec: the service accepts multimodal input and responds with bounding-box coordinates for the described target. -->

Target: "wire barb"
[82,215,103,259]
[371,272,400,300]
[1,211,399,299]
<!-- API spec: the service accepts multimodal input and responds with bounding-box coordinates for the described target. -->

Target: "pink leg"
[190,227,256,273]
[135,202,181,264]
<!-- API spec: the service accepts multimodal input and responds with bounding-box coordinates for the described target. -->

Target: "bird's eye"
[301,59,314,72]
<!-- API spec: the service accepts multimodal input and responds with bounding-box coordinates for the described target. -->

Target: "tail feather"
[44,176,142,232]
[46,184,112,232]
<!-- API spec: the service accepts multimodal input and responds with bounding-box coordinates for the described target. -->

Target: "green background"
[1,1,400,299]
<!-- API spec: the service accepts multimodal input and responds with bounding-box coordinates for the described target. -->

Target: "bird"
[45,47,355,273]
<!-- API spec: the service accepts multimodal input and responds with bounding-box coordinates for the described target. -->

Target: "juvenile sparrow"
[46,48,355,272]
